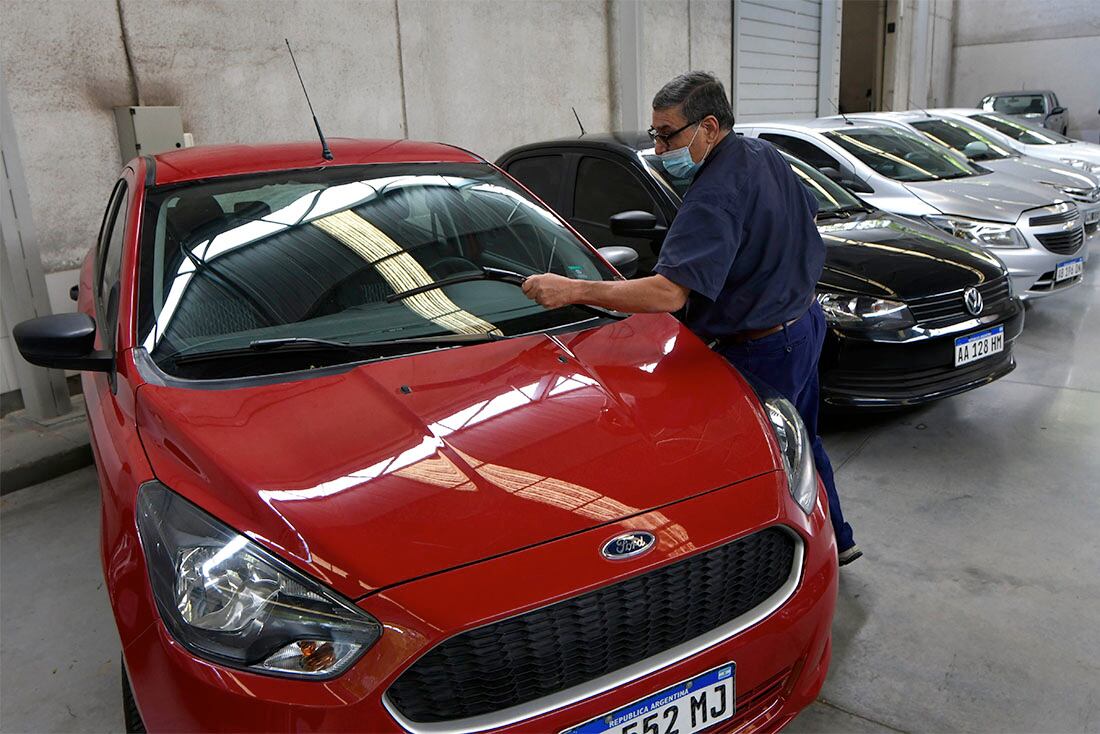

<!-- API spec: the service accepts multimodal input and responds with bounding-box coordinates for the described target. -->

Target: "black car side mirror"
[13,312,113,372]
[609,210,668,240]
[820,167,873,194]
[597,246,640,279]
[1050,106,1067,116]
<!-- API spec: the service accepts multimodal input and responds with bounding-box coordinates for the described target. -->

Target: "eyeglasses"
[647,120,699,145]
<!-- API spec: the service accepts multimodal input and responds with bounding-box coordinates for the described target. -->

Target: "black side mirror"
[1050,106,1067,116]
[609,210,668,240]
[13,313,113,372]
[597,246,640,279]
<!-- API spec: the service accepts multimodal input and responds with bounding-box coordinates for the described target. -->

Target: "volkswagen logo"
[601,531,656,561]
[963,286,983,316]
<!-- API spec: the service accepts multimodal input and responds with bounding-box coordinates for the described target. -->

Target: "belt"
[712,315,804,347]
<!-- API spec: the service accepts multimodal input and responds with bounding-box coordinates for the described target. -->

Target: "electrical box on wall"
[113,106,184,161]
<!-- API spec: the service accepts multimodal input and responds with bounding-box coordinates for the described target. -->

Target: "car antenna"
[909,97,932,117]
[829,98,853,125]
[285,38,334,161]
[571,106,586,137]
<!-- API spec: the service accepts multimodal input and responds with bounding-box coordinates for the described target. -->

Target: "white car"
[932,108,1100,174]
[736,119,1088,299]
[839,111,1100,232]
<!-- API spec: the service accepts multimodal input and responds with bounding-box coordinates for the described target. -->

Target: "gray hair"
[652,71,735,129]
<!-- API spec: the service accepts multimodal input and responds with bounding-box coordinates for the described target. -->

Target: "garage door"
[734,0,822,122]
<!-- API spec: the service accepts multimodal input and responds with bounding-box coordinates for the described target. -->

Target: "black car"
[497,132,1025,408]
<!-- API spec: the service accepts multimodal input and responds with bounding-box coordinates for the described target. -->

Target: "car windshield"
[910,118,1014,161]
[138,162,614,379]
[987,94,1046,116]
[643,146,864,215]
[969,113,1073,145]
[823,126,978,182]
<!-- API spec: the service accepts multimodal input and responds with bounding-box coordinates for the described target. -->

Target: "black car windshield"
[643,146,864,215]
[138,162,614,378]
[823,126,978,181]
[910,118,1014,161]
[969,113,1073,145]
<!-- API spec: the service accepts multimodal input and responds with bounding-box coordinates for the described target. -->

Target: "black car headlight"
[762,397,818,515]
[135,482,381,679]
[816,292,915,329]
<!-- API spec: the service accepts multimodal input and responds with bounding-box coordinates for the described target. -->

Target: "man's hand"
[522,273,580,309]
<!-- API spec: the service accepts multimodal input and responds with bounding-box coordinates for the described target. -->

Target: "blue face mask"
[658,124,706,180]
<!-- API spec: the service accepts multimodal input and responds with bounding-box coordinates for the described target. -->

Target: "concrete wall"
[951,0,1100,142]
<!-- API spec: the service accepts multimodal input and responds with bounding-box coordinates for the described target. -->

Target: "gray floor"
[2,240,1098,733]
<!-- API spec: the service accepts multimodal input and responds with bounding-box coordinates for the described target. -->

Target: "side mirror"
[1050,106,1067,116]
[609,210,668,240]
[13,313,113,372]
[597,246,640,279]
[962,141,990,158]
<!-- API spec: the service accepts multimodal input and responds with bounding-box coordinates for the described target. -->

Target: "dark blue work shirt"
[654,134,824,339]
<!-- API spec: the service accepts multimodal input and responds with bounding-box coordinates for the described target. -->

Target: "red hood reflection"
[136,315,779,599]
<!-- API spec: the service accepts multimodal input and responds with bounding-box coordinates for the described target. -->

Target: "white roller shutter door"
[734,0,823,122]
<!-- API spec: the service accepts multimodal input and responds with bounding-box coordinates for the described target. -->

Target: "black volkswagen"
[497,133,1025,408]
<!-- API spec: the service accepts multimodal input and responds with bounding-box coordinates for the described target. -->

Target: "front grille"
[824,350,1013,400]
[1030,207,1077,227]
[1035,227,1085,255]
[1030,268,1083,293]
[906,276,1012,327]
[387,528,797,724]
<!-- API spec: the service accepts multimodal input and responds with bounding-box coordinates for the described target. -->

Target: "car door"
[568,152,669,275]
[1046,93,1068,134]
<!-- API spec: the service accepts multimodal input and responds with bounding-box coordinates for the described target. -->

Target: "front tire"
[121,658,147,733]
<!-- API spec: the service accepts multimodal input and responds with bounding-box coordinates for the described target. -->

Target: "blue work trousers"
[717,301,855,551]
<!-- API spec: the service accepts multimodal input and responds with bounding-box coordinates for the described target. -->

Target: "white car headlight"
[924,215,1027,249]
[1059,158,1100,174]
[136,482,382,678]
[816,292,915,329]
[762,397,818,515]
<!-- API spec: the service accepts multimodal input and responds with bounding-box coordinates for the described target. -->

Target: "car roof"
[927,108,985,116]
[984,90,1051,97]
[498,131,654,160]
[148,138,483,186]
[738,117,888,133]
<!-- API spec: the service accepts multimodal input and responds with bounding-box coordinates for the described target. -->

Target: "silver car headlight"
[762,397,817,515]
[924,215,1027,249]
[136,482,382,679]
[1058,158,1100,174]
[816,292,915,329]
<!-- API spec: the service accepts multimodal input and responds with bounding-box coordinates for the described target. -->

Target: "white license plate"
[1055,257,1084,282]
[954,326,1004,367]
[1085,209,1100,226]
[562,664,735,734]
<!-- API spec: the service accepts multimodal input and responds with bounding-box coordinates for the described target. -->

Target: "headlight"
[924,215,1027,249]
[816,292,915,329]
[1059,158,1100,174]
[762,397,817,515]
[136,482,382,679]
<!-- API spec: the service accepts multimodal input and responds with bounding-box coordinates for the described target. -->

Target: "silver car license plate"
[562,663,735,734]
[1055,257,1084,282]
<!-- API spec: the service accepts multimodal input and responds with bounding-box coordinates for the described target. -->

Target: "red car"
[15,139,837,733]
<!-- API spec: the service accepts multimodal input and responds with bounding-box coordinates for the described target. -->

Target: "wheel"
[121,658,147,733]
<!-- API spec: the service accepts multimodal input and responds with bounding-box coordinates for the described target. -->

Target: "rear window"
[138,163,614,379]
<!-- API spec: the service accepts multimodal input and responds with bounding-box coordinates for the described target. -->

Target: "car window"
[505,155,567,211]
[571,156,662,270]
[991,94,1046,116]
[910,118,1013,161]
[757,134,842,170]
[823,126,977,181]
[137,162,615,379]
[970,113,1073,145]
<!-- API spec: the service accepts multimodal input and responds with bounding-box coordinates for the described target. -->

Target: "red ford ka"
[15,139,837,733]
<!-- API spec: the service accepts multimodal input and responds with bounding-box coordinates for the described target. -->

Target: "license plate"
[1055,257,1084,282]
[954,326,1004,367]
[562,664,735,734]
[1085,209,1100,226]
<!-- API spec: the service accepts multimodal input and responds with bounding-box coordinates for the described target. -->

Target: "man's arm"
[522,273,689,314]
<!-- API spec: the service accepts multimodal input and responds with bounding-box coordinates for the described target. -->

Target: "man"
[522,71,860,565]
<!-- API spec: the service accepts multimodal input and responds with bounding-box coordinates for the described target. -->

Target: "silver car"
[842,111,1100,233]
[736,119,1088,299]
[979,90,1068,135]
[932,108,1100,174]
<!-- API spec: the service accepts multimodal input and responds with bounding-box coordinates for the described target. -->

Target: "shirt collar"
[694,131,737,179]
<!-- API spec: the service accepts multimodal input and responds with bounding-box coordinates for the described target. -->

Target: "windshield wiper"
[817,205,868,220]
[385,266,627,320]
[168,332,505,366]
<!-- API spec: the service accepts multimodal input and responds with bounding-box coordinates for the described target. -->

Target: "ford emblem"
[601,531,656,561]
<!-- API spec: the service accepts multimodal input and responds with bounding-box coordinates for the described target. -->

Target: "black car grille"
[1029,208,1078,227]
[1035,227,1085,255]
[386,528,797,724]
[824,350,1013,400]
[906,276,1012,327]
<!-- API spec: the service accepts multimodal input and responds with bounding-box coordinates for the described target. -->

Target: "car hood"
[1044,142,1100,166]
[816,210,1005,299]
[135,315,778,599]
[902,174,1060,222]
[983,157,1098,190]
